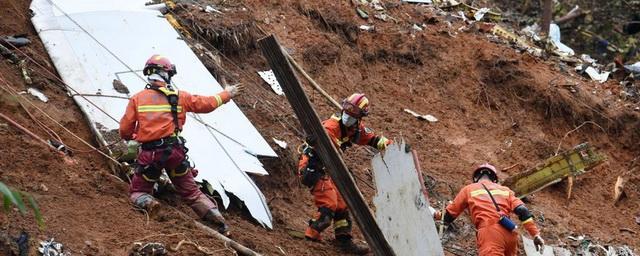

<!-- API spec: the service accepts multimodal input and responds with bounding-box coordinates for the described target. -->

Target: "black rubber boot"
[203,209,231,236]
[336,236,370,255]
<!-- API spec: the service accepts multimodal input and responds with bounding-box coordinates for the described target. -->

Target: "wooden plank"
[372,141,444,256]
[258,35,396,256]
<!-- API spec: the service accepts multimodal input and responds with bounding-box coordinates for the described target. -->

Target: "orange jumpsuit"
[446,180,540,256]
[119,81,231,218]
[302,114,391,241]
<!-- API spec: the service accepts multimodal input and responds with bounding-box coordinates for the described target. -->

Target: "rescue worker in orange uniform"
[297,93,392,254]
[434,164,545,255]
[119,55,240,236]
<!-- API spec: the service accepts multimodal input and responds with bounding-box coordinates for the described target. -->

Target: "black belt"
[141,136,184,150]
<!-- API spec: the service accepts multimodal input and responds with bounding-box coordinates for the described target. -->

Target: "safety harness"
[146,84,181,134]
[139,84,189,181]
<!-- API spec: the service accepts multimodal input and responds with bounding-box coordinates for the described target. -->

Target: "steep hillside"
[0,0,638,255]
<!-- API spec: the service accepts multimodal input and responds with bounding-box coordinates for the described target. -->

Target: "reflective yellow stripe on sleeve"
[214,95,223,106]
[470,189,510,197]
[137,105,183,113]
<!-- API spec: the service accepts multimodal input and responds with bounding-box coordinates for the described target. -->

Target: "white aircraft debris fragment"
[372,141,444,256]
[258,70,284,96]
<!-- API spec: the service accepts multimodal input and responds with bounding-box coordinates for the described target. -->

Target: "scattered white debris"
[204,5,222,14]
[624,62,640,74]
[549,24,574,56]
[403,109,438,122]
[27,87,49,102]
[359,25,375,31]
[457,11,467,22]
[585,66,610,83]
[370,0,385,11]
[580,54,596,65]
[258,70,284,96]
[38,238,69,256]
[474,8,490,21]
[272,138,287,149]
[374,13,388,21]
[412,24,423,32]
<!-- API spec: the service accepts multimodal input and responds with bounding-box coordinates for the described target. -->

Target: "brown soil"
[1,0,639,255]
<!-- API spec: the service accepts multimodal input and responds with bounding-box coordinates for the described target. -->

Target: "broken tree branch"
[258,35,396,256]
[172,209,261,256]
[284,51,341,109]
[555,6,584,24]
[555,121,606,155]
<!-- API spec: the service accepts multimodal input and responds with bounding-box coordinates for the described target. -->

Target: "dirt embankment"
[1,0,639,255]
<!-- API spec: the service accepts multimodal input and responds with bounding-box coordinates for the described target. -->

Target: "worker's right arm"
[444,186,470,224]
[119,98,137,140]
[181,90,231,113]
[509,192,540,237]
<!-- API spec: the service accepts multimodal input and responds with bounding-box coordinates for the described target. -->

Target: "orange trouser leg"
[305,177,340,241]
[332,179,352,239]
[477,224,518,256]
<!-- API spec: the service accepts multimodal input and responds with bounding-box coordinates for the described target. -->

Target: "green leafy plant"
[0,181,44,229]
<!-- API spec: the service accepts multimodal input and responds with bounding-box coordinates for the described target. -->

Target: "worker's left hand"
[533,235,545,251]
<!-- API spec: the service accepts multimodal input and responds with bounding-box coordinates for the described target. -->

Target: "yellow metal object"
[165,14,191,38]
[164,0,176,10]
[502,143,605,198]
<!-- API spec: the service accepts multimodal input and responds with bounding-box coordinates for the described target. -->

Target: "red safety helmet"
[342,93,369,118]
[472,163,498,183]
[143,54,177,77]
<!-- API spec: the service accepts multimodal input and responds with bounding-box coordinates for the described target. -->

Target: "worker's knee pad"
[309,207,334,232]
[169,159,190,177]
[133,193,155,209]
[138,165,162,182]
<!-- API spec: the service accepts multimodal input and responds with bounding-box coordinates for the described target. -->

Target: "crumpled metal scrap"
[38,238,69,256]
[130,242,168,256]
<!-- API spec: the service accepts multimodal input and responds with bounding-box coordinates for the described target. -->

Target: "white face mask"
[341,112,358,127]
[148,71,171,84]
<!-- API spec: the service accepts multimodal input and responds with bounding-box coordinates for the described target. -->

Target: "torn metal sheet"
[258,70,284,96]
[403,109,438,122]
[31,0,276,228]
[474,8,490,21]
[549,24,574,56]
[372,141,444,256]
[585,66,610,83]
[272,138,287,149]
[26,88,48,102]
[522,236,571,256]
